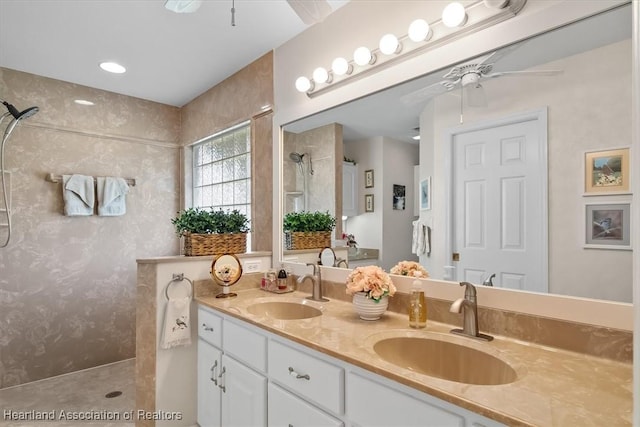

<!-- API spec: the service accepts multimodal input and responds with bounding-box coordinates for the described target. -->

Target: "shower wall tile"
[0,67,181,388]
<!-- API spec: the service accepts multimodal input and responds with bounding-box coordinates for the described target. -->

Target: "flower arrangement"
[390,260,429,278]
[346,265,396,302]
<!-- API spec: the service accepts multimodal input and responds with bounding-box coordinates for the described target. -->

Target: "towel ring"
[165,273,194,301]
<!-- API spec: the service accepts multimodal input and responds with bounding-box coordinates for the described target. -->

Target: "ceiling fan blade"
[474,43,522,67]
[465,84,487,108]
[484,70,563,79]
[400,80,456,106]
[287,0,332,25]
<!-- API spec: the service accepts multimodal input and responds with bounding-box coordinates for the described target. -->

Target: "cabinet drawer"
[347,372,465,427]
[268,383,343,427]
[198,305,222,348]
[223,319,267,372]
[269,340,344,415]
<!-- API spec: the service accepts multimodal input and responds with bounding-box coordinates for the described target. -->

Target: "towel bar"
[165,273,194,300]
[45,173,136,187]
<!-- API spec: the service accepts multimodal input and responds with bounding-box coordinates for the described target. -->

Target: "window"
[192,122,251,223]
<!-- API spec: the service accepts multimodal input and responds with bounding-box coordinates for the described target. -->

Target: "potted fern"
[172,208,250,256]
[283,210,336,250]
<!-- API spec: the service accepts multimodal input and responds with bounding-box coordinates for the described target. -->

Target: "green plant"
[283,210,336,233]
[172,208,250,236]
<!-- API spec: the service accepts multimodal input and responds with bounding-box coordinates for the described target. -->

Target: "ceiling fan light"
[332,57,352,76]
[312,67,332,84]
[354,47,376,66]
[442,2,467,28]
[408,19,432,42]
[295,76,313,93]
[379,34,401,55]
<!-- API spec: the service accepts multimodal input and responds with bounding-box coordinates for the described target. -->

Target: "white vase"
[352,292,388,321]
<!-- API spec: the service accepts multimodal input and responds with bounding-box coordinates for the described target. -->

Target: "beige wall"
[0,67,181,388]
[0,50,274,388]
[180,52,273,251]
[283,123,343,238]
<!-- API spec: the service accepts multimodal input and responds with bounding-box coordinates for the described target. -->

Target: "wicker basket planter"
[184,232,247,256]
[284,231,331,250]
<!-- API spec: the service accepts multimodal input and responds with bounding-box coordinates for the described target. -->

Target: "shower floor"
[0,359,135,426]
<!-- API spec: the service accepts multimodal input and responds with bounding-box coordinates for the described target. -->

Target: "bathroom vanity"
[195,288,631,427]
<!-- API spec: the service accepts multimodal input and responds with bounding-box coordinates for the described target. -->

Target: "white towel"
[412,220,428,255]
[62,174,95,216]
[160,296,192,349]
[96,177,129,216]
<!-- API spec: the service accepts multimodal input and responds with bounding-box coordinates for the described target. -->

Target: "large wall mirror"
[281,3,632,303]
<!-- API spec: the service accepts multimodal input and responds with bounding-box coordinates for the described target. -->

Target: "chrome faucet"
[449,282,493,341]
[482,273,495,287]
[297,263,329,302]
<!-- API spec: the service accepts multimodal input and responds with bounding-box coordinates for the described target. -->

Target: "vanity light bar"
[296,0,527,98]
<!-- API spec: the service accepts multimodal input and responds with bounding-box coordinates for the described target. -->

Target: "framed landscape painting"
[584,148,630,195]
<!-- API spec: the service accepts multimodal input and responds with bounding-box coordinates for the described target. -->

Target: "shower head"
[1,100,39,120]
[289,152,304,163]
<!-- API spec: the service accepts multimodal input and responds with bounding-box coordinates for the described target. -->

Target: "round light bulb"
[312,67,330,83]
[408,19,432,42]
[331,57,352,76]
[99,61,126,74]
[442,2,467,28]
[379,34,401,55]
[295,76,313,93]
[353,46,375,66]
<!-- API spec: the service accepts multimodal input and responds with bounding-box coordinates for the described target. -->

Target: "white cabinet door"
[268,383,343,427]
[343,162,358,217]
[197,338,222,427]
[220,354,267,427]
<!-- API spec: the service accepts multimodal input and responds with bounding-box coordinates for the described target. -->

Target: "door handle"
[210,360,218,385]
[218,366,226,392]
[288,367,310,380]
[202,323,214,332]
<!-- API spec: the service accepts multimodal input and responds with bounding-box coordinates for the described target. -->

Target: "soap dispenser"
[409,279,427,329]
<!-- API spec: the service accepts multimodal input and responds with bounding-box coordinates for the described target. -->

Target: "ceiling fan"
[164,0,333,25]
[401,48,563,108]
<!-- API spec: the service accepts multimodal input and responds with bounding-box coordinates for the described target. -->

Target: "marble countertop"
[347,247,379,260]
[197,289,632,426]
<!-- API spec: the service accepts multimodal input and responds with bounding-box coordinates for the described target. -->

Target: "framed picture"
[365,194,374,212]
[365,169,374,188]
[420,177,431,210]
[584,148,630,195]
[393,184,406,210]
[584,202,631,250]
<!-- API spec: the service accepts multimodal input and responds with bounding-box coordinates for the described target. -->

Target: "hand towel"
[62,174,95,216]
[412,220,423,255]
[96,177,129,216]
[160,296,192,349]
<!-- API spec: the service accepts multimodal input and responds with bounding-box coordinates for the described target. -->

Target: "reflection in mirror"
[319,247,337,266]
[281,4,632,303]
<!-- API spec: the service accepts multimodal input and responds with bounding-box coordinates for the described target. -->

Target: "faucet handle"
[459,281,477,300]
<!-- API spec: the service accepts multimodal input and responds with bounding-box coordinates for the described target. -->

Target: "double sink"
[245,298,517,386]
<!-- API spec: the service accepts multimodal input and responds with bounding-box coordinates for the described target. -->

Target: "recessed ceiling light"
[74,99,95,106]
[99,62,126,74]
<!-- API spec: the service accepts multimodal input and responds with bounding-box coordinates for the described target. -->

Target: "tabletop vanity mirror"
[279,3,633,304]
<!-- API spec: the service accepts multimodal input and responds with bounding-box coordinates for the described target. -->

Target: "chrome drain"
[105,391,122,398]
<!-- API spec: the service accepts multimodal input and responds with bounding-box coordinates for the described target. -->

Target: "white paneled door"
[450,111,548,293]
